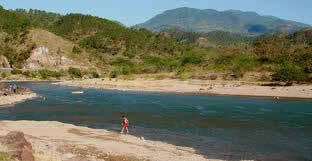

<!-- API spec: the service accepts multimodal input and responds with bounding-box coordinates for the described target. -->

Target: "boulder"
[0,131,35,161]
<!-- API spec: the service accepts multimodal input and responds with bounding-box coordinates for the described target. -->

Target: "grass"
[153,73,169,80]
[120,74,137,80]
[0,152,13,161]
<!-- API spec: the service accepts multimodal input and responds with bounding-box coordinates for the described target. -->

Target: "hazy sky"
[1,0,311,26]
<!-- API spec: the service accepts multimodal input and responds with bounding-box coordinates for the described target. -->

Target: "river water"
[1,82,312,161]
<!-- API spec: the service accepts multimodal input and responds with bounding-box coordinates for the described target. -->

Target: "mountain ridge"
[134,7,310,35]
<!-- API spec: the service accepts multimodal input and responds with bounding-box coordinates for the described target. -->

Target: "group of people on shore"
[8,84,18,94]
[0,84,19,96]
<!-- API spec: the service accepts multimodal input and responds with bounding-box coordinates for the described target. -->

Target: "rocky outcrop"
[24,47,76,70]
[0,131,35,161]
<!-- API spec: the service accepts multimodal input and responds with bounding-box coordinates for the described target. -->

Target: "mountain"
[134,7,310,35]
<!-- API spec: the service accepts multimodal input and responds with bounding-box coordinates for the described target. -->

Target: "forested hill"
[134,7,310,35]
[161,28,256,46]
[0,6,311,83]
[0,6,188,77]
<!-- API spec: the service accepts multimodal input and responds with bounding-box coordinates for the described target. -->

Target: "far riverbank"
[56,79,312,99]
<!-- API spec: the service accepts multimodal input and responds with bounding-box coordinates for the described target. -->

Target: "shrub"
[112,57,133,67]
[143,56,179,73]
[11,69,23,75]
[22,71,32,78]
[0,152,13,161]
[91,71,100,78]
[178,72,192,80]
[68,67,83,78]
[38,70,49,79]
[154,73,168,80]
[109,69,119,78]
[295,53,312,73]
[272,62,308,82]
[111,58,138,75]
[181,49,205,66]
[72,46,82,54]
[1,72,7,78]
[37,69,66,79]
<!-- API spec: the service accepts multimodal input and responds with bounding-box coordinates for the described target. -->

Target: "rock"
[24,47,75,70]
[0,131,35,161]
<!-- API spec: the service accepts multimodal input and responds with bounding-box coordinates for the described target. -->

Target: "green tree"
[273,62,308,82]
[68,67,83,78]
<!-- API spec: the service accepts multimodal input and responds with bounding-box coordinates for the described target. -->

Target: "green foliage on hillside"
[134,7,309,35]
[14,8,61,29]
[0,7,31,36]
[162,28,256,45]
[0,7,311,83]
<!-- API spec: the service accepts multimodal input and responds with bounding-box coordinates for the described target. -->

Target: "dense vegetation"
[162,28,256,45]
[0,6,311,83]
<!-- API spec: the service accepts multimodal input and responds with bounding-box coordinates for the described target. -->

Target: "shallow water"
[1,82,312,161]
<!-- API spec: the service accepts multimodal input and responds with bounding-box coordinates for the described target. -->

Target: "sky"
[0,0,311,26]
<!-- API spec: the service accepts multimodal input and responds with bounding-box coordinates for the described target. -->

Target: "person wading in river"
[120,115,129,134]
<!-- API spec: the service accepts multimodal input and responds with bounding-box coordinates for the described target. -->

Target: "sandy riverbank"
[0,93,38,106]
[0,121,220,161]
[57,79,312,99]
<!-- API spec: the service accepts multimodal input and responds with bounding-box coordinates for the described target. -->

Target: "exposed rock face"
[0,55,10,68]
[0,131,35,161]
[24,47,75,70]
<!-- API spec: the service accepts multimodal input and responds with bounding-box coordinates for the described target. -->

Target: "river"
[1,82,311,161]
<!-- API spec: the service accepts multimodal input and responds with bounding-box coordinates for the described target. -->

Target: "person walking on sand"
[120,115,129,134]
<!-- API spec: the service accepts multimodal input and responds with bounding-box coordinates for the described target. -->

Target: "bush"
[22,71,32,78]
[181,49,205,66]
[37,69,66,79]
[38,70,49,79]
[91,71,100,78]
[0,152,13,161]
[143,56,179,73]
[154,73,168,80]
[272,62,308,82]
[72,46,82,54]
[68,67,83,78]
[109,69,119,78]
[11,69,23,75]
[1,72,7,78]
[111,58,137,75]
